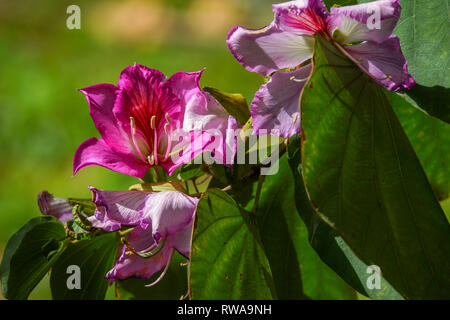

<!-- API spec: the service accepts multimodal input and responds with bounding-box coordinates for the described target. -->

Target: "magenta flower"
[74,64,234,178]
[88,187,198,286]
[227,0,415,137]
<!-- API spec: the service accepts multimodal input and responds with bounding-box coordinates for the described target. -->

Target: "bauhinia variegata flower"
[227,0,415,137]
[74,64,239,178]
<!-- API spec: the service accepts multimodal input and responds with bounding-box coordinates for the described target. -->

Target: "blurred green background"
[0,0,275,299]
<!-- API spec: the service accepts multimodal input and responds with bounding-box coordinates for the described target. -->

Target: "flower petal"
[106,226,173,281]
[78,84,133,155]
[141,191,198,239]
[113,64,181,135]
[274,0,329,36]
[89,187,152,227]
[73,137,149,178]
[37,191,73,224]
[168,221,193,259]
[227,23,313,76]
[344,36,416,91]
[251,65,312,137]
[330,0,401,43]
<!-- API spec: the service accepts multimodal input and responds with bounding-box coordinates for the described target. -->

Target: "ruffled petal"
[344,36,416,91]
[329,0,401,43]
[227,23,313,76]
[89,187,152,228]
[73,137,149,178]
[141,191,198,239]
[87,215,121,232]
[106,225,173,281]
[251,65,312,137]
[78,84,133,155]
[37,191,73,224]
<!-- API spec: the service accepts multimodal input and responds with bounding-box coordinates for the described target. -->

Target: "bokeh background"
[0,0,276,299]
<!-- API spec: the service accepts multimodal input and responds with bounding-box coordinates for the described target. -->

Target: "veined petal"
[78,84,133,156]
[37,191,73,224]
[274,0,329,36]
[227,23,313,76]
[169,221,193,259]
[73,137,149,178]
[89,187,152,227]
[141,191,198,239]
[330,0,401,43]
[344,36,416,91]
[165,70,203,126]
[251,64,312,137]
[106,226,173,281]
[87,215,121,232]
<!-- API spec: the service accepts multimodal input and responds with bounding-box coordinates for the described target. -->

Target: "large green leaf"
[189,189,275,299]
[288,136,402,300]
[389,92,450,200]
[399,86,450,124]
[50,233,117,300]
[257,156,356,299]
[393,0,449,87]
[0,216,66,300]
[300,36,450,299]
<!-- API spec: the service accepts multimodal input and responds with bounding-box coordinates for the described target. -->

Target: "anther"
[165,113,171,124]
[164,123,169,135]
[151,115,156,130]
[290,76,304,83]
[293,114,299,124]
[148,155,155,165]
[130,117,136,135]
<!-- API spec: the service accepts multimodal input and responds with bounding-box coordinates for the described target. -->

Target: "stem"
[252,175,265,215]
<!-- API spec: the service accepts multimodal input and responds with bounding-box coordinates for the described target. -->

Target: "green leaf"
[50,233,117,300]
[398,85,450,124]
[300,36,450,299]
[394,0,449,87]
[389,91,450,200]
[189,189,275,299]
[288,136,403,300]
[0,216,66,300]
[203,87,251,125]
[257,156,356,299]
[117,251,188,300]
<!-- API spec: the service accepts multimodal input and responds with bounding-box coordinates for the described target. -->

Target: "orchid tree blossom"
[88,188,198,286]
[227,0,415,137]
[38,187,199,286]
[73,64,238,178]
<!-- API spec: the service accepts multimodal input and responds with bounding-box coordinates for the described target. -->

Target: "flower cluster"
[38,0,415,289]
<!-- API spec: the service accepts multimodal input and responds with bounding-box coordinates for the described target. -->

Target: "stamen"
[148,155,155,165]
[130,116,148,163]
[293,114,299,124]
[126,238,167,259]
[165,113,171,124]
[145,248,174,287]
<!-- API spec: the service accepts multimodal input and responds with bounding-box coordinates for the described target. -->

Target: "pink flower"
[88,187,198,286]
[74,64,237,178]
[227,0,415,137]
